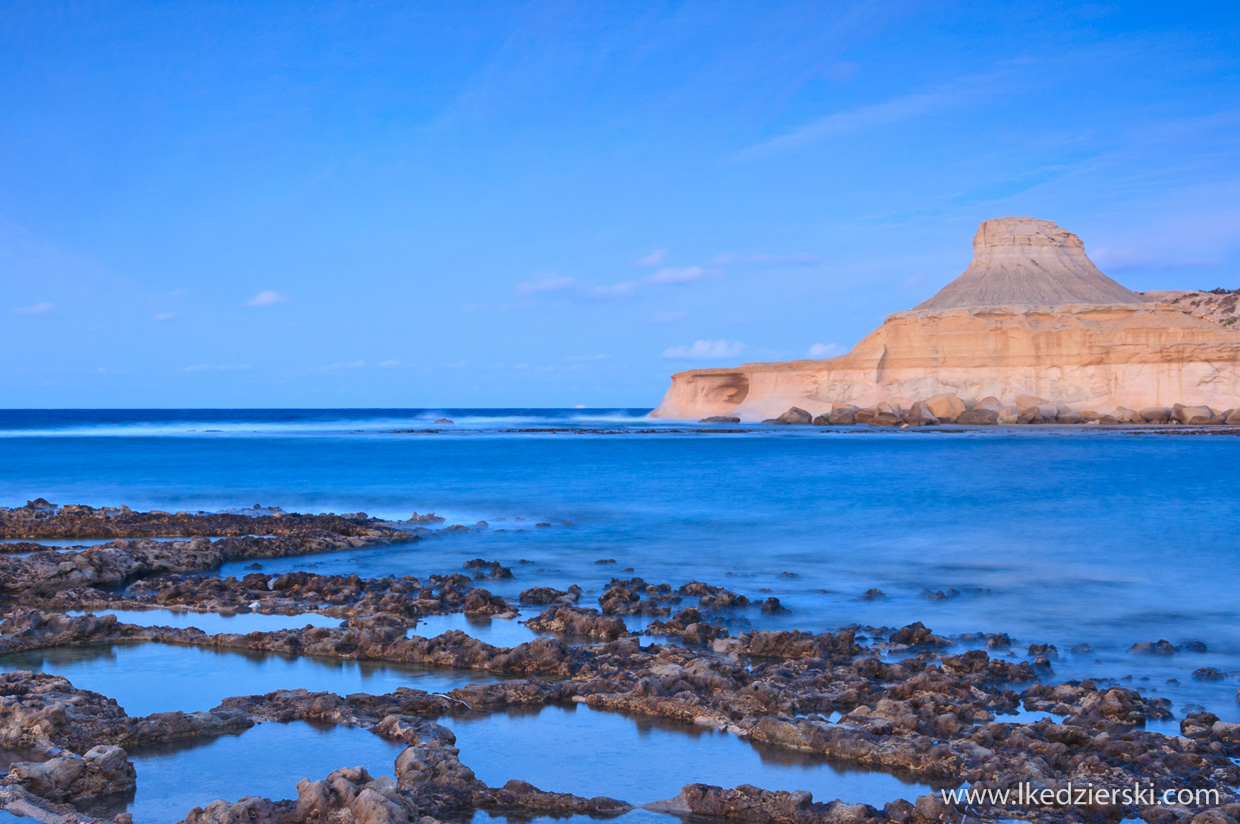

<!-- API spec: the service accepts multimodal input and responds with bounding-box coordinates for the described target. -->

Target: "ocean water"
[1,409,1238,724]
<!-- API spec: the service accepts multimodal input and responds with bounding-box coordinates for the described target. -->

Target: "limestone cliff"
[651,217,1240,421]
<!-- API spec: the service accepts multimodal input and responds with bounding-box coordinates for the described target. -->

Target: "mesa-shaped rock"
[651,217,1240,420]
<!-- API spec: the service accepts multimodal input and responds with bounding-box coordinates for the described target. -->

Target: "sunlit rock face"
[651,217,1240,421]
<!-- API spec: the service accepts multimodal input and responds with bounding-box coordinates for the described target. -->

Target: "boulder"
[1057,410,1084,424]
[827,408,856,425]
[8,745,136,801]
[924,393,965,421]
[1173,403,1216,424]
[1227,408,1240,425]
[972,396,1005,414]
[1114,406,1143,423]
[853,408,876,424]
[957,408,999,425]
[1018,403,1059,424]
[771,407,812,425]
[867,402,905,426]
[970,396,1018,423]
[811,413,832,426]
[1139,406,1173,423]
[904,401,940,426]
[1014,394,1050,412]
[875,401,901,417]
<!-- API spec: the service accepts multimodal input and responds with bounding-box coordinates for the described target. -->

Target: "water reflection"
[0,642,499,716]
[450,703,941,807]
[77,721,406,824]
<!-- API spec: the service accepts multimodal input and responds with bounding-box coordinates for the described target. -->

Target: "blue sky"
[3,1,1238,408]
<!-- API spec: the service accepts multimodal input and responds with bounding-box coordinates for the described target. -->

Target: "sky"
[2,1,1239,408]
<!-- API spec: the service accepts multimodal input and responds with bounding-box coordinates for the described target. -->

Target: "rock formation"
[651,217,1240,422]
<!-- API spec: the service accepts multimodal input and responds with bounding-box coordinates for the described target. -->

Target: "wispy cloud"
[593,282,638,300]
[636,249,667,267]
[742,72,1007,158]
[516,263,719,305]
[14,301,54,315]
[661,340,745,360]
[515,276,577,297]
[153,312,176,321]
[245,290,289,307]
[647,266,714,284]
[714,253,820,267]
[807,342,839,358]
[651,310,688,325]
[181,363,251,373]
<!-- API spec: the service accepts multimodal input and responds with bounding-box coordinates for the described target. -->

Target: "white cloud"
[181,363,251,373]
[245,290,289,307]
[14,301,53,315]
[515,276,576,297]
[651,310,688,325]
[661,340,745,360]
[591,281,637,300]
[636,249,667,267]
[647,266,712,285]
[714,253,820,267]
[153,312,176,321]
[807,343,839,358]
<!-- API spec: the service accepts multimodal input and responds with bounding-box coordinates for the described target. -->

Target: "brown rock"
[924,393,966,421]
[957,408,999,425]
[771,407,812,425]
[1174,403,1216,424]
[827,408,856,425]
[904,401,940,426]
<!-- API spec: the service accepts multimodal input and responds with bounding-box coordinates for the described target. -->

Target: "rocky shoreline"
[715,396,1240,428]
[0,501,1236,824]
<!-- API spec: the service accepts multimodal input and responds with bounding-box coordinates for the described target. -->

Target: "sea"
[0,408,1237,819]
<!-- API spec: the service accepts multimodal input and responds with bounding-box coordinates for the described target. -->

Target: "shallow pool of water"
[411,611,544,647]
[76,721,406,824]
[0,642,498,716]
[409,610,658,648]
[67,608,342,634]
[450,703,939,807]
[0,537,225,547]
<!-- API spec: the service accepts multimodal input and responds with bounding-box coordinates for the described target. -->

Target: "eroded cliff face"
[650,218,1240,421]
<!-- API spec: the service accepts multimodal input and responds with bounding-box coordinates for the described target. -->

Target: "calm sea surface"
[1,409,1237,721]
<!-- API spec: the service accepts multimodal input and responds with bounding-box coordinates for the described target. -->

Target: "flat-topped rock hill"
[651,217,1240,422]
